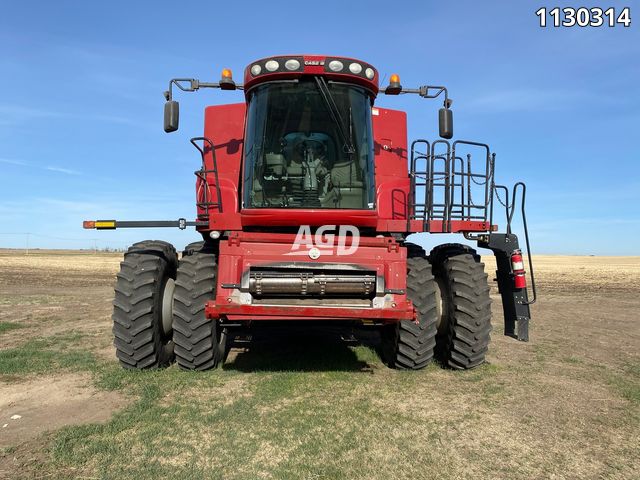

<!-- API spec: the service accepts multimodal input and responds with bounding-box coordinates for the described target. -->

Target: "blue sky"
[0,1,638,254]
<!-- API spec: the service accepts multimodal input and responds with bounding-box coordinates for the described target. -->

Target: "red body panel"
[383,219,492,233]
[200,103,245,231]
[371,107,411,229]
[240,209,378,228]
[207,303,413,321]
[206,232,414,322]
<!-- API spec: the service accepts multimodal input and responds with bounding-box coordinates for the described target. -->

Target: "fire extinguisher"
[511,250,527,289]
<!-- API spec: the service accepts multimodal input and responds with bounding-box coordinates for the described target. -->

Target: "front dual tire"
[112,240,177,369]
[430,244,493,370]
[112,240,225,371]
[382,243,492,370]
[173,244,226,371]
[381,247,438,370]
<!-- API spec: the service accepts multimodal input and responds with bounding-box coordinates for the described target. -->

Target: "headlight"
[365,68,375,79]
[328,60,344,72]
[265,60,280,72]
[285,59,300,71]
[349,63,362,74]
[250,64,262,76]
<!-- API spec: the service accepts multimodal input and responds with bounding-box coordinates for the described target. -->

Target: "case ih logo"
[304,60,325,66]
[286,225,360,257]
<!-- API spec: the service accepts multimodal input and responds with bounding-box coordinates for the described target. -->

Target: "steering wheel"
[296,140,326,157]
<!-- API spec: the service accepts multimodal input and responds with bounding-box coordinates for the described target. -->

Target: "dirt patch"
[0,250,119,351]
[0,431,54,480]
[0,373,128,448]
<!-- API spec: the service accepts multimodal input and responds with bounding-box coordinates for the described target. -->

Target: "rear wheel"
[181,240,205,257]
[112,240,177,369]
[382,244,438,370]
[128,240,178,272]
[173,249,226,370]
[429,244,492,369]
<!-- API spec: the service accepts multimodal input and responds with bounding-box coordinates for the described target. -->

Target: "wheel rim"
[161,278,175,335]
[434,276,447,333]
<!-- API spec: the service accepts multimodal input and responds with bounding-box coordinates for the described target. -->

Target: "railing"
[190,137,223,221]
[409,139,494,231]
[409,139,536,305]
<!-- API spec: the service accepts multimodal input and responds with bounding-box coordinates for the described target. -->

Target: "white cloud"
[0,157,84,176]
[45,166,82,176]
[0,158,30,166]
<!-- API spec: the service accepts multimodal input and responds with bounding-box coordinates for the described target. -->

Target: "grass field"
[0,250,638,479]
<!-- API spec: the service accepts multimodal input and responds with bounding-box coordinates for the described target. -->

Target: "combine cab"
[85,55,536,371]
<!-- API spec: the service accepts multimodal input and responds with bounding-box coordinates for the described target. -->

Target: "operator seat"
[322,160,364,208]
[265,153,286,177]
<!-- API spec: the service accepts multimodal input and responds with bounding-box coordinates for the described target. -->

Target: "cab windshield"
[243,79,375,209]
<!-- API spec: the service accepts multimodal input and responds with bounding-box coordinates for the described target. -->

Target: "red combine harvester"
[84,55,536,371]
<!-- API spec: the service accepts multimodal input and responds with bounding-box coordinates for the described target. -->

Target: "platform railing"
[409,139,494,232]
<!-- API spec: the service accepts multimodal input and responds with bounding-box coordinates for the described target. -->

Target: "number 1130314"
[536,7,631,27]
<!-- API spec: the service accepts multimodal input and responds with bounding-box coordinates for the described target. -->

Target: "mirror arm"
[163,78,244,101]
[393,85,452,108]
[381,84,454,139]
[162,77,244,132]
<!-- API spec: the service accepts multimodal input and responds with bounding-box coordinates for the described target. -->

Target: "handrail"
[494,182,536,305]
[511,182,536,305]
[190,137,223,214]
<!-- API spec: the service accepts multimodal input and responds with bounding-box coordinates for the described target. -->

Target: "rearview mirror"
[164,100,179,133]
[439,108,453,139]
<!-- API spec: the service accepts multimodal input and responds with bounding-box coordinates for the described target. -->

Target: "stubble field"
[0,250,638,479]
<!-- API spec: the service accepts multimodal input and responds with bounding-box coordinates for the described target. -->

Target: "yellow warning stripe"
[95,220,116,229]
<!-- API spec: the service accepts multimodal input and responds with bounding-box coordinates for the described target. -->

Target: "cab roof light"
[349,63,362,74]
[385,73,402,95]
[219,68,236,90]
[328,60,344,72]
[265,60,280,72]
[250,64,262,76]
[285,58,301,71]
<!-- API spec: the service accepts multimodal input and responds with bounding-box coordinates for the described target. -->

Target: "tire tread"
[430,244,492,370]
[173,251,223,370]
[383,243,438,370]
